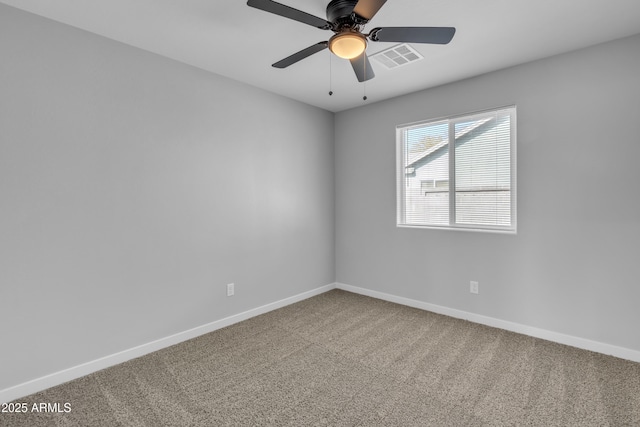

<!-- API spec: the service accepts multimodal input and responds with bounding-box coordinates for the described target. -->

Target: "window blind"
[397,106,516,233]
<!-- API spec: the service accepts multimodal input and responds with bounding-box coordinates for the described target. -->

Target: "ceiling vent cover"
[370,43,423,69]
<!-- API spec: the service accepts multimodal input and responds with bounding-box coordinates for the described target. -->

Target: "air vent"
[370,43,423,69]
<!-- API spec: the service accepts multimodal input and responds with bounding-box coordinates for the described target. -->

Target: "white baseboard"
[336,282,640,363]
[0,283,337,404]
[4,281,638,403]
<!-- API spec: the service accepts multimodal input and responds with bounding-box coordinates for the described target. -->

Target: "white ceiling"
[3,0,640,112]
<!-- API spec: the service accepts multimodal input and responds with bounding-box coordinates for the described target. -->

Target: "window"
[396,106,516,233]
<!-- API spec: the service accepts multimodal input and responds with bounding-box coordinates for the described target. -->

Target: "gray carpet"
[3,289,640,426]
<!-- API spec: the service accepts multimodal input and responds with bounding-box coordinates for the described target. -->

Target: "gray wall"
[0,4,334,390]
[335,34,640,352]
[2,1,639,396]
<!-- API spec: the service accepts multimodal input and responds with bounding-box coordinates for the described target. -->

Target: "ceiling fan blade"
[353,0,388,21]
[350,52,375,82]
[272,42,328,68]
[370,27,456,44]
[247,0,332,30]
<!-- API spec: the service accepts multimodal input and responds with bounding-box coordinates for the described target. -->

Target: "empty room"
[1,0,640,425]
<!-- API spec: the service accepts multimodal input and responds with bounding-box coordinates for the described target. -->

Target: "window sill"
[396,224,517,235]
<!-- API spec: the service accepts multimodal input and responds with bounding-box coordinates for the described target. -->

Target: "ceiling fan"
[246,0,456,82]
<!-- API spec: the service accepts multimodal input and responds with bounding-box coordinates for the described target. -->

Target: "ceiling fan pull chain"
[328,51,333,96]
[363,60,368,101]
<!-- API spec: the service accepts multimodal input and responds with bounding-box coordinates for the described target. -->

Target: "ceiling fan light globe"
[329,33,367,59]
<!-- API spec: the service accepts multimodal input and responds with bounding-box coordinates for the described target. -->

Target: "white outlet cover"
[470,281,479,294]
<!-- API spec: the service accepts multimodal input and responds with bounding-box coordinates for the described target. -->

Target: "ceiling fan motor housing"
[326,0,363,25]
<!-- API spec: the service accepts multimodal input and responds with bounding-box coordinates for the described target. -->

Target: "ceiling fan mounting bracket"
[368,27,381,41]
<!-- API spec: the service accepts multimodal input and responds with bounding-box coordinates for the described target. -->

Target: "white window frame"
[396,106,517,234]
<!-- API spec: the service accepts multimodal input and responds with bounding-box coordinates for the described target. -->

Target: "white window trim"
[396,106,517,234]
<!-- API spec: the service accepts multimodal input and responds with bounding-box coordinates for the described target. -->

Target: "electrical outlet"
[226,283,234,297]
[470,281,479,294]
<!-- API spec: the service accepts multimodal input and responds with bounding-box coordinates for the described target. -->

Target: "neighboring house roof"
[405,117,494,169]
